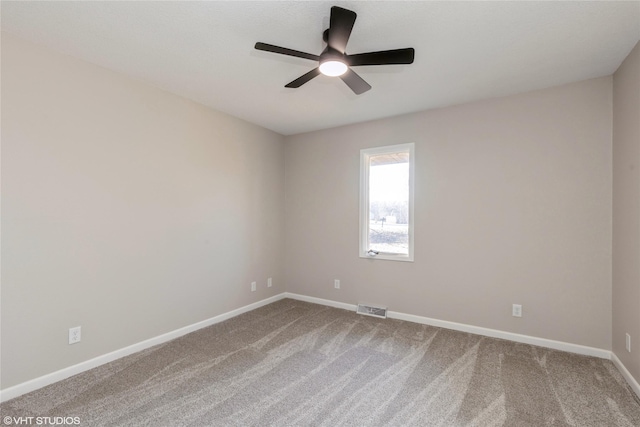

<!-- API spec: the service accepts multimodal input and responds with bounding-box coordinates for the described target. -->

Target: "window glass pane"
[368,156,409,255]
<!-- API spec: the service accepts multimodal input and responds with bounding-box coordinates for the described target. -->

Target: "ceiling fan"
[255,6,415,95]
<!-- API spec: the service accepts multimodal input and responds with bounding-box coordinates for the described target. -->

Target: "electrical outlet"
[512,304,522,318]
[251,281,256,292]
[69,326,81,345]
[626,333,631,352]
[267,277,272,288]
[334,279,340,289]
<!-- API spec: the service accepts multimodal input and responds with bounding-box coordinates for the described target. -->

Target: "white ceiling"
[2,1,639,136]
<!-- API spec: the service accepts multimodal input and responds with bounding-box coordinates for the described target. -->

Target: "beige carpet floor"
[2,298,639,426]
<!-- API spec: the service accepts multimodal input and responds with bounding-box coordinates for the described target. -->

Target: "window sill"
[359,253,414,262]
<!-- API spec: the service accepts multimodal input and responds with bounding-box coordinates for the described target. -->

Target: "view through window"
[360,143,414,261]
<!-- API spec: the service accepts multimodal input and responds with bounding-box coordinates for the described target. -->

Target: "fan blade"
[339,69,371,95]
[285,68,321,88]
[328,6,357,54]
[255,42,319,61]
[347,48,415,66]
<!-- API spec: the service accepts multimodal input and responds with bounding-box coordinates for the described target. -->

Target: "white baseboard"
[284,293,611,359]
[284,292,357,311]
[3,292,633,403]
[388,311,612,359]
[0,293,286,403]
[611,352,640,399]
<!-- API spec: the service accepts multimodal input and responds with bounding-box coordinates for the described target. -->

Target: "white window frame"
[359,143,415,262]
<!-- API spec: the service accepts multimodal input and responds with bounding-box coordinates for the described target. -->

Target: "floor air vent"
[356,304,387,319]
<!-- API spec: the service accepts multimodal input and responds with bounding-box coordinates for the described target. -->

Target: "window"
[360,143,414,261]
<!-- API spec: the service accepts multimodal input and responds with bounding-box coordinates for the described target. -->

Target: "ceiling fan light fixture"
[255,6,414,94]
[319,60,348,77]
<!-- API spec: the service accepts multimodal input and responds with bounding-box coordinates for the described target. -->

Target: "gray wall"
[284,77,613,351]
[1,34,285,389]
[613,41,640,385]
